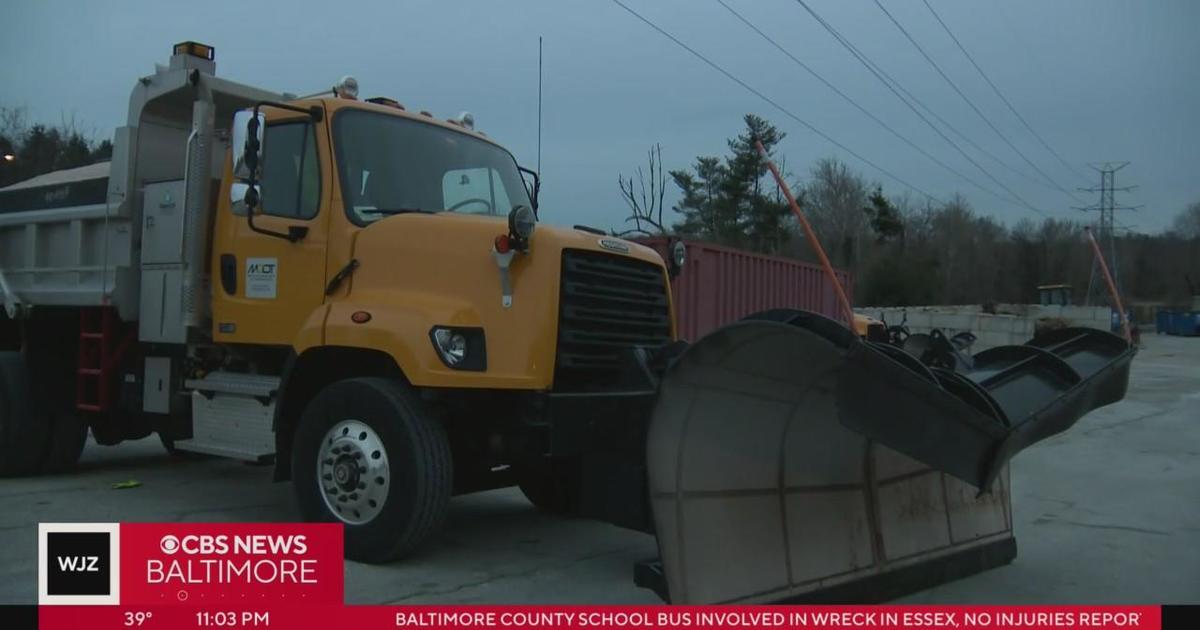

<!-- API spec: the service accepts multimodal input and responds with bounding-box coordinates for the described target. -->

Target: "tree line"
[0,106,113,188]
[616,114,1200,307]
[5,106,1196,307]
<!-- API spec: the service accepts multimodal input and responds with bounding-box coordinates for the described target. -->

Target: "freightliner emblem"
[598,238,630,254]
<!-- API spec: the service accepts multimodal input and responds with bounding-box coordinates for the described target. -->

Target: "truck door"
[211,113,332,346]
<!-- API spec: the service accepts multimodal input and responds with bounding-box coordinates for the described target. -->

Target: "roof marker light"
[454,111,475,130]
[173,41,214,60]
[365,97,405,110]
[335,76,359,100]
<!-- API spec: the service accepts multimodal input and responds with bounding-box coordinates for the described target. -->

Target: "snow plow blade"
[641,310,1134,604]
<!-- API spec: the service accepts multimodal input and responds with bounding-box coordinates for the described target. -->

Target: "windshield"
[333,109,532,224]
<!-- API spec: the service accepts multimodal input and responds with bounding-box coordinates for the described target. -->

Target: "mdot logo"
[39,523,120,605]
[245,257,278,299]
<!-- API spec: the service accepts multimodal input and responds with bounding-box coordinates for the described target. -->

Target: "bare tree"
[0,106,27,142]
[1172,201,1200,239]
[805,157,870,268]
[616,144,668,237]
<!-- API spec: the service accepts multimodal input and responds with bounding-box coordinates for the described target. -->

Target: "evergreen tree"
[863,187,903,244]
[668,114,791,253]
[0,106,112,187]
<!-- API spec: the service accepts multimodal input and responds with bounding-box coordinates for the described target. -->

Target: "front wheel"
[291,377,452,563]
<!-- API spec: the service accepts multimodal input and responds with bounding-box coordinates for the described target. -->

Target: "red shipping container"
[639,238,854,341]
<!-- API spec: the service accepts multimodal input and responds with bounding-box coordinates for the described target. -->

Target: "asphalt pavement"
[1,334,1196,604]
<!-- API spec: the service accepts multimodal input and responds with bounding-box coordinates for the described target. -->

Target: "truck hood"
[332,212,671,390]
[355,212,665,268]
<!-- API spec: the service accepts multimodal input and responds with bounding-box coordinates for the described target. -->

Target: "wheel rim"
[318,420,390,525]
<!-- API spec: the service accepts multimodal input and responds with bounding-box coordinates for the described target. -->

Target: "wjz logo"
[48,532,108,594]
[39,523,121,605]
[56,552,101,573]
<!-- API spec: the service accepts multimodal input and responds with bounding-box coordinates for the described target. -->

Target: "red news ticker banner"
[39,605,1164,630]
[36,522,1166,630]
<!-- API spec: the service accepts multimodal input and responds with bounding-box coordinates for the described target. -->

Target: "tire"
[516,458,581,514]
[39,408,88,472]
[89,418,125,446]
[89,413,152,446]
[291,377,452,563]
[159,432,177,454]
[0,352,51,476]
[26,353,88,473]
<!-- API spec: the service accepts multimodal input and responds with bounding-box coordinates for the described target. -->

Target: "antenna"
[537,36,543,175]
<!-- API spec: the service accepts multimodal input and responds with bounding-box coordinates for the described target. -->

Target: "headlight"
[432,329,466,365]
[429,327,487,371]
[509,205,536,241]
[671,240,687,269]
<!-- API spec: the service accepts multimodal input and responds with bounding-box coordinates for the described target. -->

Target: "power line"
[715,0,1009,211]
[792,0,1044,214]
[921,0,1092,186]
[792,5,1069,203]
[792,0,1048,216]
[790,5,1064,201]
[1113,219,1140,235]
[871,0,1080,204]
[891,74,1077,199]
[606,0,943,203]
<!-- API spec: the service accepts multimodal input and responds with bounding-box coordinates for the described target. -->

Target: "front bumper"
[530,342,687,532]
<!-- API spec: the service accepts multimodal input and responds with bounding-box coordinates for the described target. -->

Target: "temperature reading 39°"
[123,611,153,626]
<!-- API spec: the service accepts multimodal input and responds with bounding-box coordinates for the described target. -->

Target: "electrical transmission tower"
[1074,162,1140,305]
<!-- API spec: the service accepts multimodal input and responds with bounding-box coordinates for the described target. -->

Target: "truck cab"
[0,42,675,561]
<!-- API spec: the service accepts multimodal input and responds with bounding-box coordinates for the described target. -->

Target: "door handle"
[220,254,237,295]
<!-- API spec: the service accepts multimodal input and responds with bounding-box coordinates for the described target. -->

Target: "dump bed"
[0,47,282,327]
[0,161,138,316]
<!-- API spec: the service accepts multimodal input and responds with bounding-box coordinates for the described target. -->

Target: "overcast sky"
[3,0,1197,232]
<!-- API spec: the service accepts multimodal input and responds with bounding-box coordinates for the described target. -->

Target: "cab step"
[174,372,279,462]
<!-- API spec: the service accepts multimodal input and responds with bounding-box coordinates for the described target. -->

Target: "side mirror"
[229,182,260,216]
[518,166,540,215]
[232,110,266,181]
[668,239,686,279]
[230,100,320,244]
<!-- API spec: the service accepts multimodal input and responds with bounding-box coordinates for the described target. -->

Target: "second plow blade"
[645,310,1133,604]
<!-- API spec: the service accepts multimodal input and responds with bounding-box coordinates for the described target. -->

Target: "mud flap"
[644,311,1133,604]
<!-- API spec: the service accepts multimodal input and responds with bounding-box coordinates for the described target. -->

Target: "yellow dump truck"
[0,43,1134,603]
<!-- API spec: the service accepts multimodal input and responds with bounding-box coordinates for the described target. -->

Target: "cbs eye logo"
[160,535,181,554]
[38,523,120,605]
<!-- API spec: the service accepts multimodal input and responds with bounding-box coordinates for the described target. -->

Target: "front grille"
[554,249,671,391]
